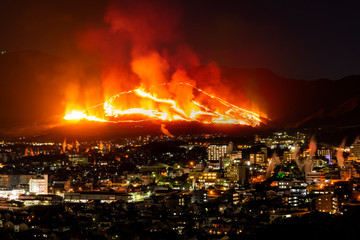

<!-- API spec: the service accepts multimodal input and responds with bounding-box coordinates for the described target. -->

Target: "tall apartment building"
[207,142,233,169]
[226,164,249,185]
[350,140,360,161]
[208,142,233,161]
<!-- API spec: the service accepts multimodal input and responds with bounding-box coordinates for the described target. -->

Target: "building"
[189,171,221,187]
[191,189,207,204]
[207,142,233,162]
[64,192,133,203]
[29,176,48,194]
[127,173,142,182]
[225,164,249,185]
[0,188,25,200]
[315,194,338,213]
[306,171,325,184]
[350,140,360,161]
[68,154,88,164]
[141,175,152,185]
[18,194,63,206]
[278,179,293,190]
[334,181,353,202]
[0,175,32,188]
[230,151,242,164]
[260,147,268,160]
[250,152,266,165]
[282,151,292,163]
[0,174,47,190]
[317,147,331,159]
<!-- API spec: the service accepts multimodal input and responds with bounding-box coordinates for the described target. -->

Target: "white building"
[208,142,233,161]
[29,175,48,194]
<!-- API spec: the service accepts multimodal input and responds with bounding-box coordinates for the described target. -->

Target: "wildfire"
[64,110,107,122]
[64,83,264,126]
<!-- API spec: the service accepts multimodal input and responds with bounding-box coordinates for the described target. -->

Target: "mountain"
[214,67,360,128]
[1,51,360,138]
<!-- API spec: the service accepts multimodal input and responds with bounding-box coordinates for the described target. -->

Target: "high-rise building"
[350,140,360,161]
[260,147,268,160]
[226,164,249,185]
[207,142,233,161]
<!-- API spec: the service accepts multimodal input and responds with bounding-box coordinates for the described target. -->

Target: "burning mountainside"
[64,82,263,127]
[61,1,265,128]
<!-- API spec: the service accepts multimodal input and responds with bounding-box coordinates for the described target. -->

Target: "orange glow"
[64,110,107,122]
[63,83,264,126]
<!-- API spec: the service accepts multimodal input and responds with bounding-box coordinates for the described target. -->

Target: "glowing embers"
[64,83,263,126]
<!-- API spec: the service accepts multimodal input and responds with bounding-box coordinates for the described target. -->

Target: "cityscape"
[1,0,360,239]
[0,130,360,239]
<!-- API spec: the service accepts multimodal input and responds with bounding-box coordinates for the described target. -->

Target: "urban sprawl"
[0,130,360,239]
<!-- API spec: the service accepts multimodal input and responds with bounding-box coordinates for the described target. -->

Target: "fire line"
[64,82,264,126]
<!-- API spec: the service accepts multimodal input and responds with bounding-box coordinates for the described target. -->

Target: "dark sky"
[1,0,360,80]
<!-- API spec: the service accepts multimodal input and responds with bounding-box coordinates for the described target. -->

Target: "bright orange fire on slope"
[64,82,263,127]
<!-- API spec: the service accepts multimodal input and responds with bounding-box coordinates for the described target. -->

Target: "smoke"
[24,148,34,157]
[266,152,280,178]
[99,0,186,97]
[298,136,316,175]
[161,124,174,138]
[70,0,244,120]
[353,136,360,144]
[291,142,300,167]
[62,138,66,153]
[75,140,80,152]
[336,138,346,168]
[302,158,313,176]
[309,136,317,159]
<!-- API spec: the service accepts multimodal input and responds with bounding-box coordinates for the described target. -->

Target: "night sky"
[1,0,360,80]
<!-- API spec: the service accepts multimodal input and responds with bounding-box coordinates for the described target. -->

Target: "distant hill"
[209,67,360,128]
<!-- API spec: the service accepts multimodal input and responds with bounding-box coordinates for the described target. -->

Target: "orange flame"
[64,82,264,126]
[64,110,107,122]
